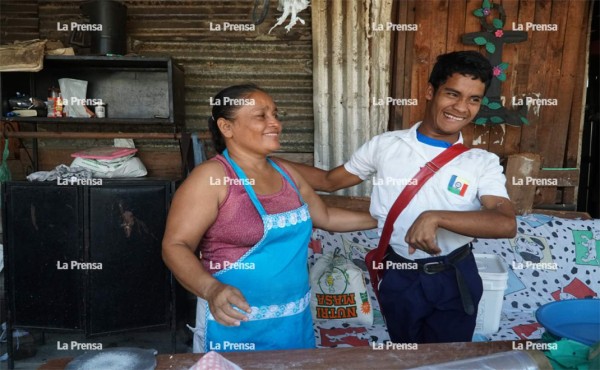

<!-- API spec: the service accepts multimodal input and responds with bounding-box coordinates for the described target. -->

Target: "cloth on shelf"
[70,156,147,178]
[26,164,92,182]
[68,140,147,178]
[0,40,46,72]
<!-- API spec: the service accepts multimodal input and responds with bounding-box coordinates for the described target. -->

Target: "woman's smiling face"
[420,73,486,142]
[219,91,282,155]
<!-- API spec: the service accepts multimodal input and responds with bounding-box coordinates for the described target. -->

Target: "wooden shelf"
[43,55,177,69]
[1,55,188,173]
[4,116,173,125]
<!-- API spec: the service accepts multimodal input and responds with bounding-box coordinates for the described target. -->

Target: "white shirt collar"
[408,121,465,145]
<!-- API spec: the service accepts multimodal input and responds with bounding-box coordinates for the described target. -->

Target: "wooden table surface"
[38,341,547,370]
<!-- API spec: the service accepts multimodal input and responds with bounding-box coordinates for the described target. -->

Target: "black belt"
[384,244,476,315]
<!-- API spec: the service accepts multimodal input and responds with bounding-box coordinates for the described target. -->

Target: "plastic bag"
[310,247,374,326]
[58,78,92,118]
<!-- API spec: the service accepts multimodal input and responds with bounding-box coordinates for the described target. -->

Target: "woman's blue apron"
[191,149,315,352]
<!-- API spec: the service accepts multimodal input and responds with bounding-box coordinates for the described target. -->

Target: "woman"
[162,84,376,353]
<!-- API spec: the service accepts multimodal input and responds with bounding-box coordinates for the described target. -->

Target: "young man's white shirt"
[344,122,509,260]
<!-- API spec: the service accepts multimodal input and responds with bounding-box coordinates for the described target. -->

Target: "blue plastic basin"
[535,299,600,346]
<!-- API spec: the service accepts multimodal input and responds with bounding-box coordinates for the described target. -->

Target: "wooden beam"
[531,208,591,220]
[538,169,580,187]
[5,131,211,140]
[320,194,370,212]
[505,153,541,214]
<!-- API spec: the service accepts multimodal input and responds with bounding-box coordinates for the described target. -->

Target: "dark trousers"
[378,249,483,343]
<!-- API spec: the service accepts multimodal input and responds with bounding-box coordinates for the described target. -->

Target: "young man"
[289,51,516,343]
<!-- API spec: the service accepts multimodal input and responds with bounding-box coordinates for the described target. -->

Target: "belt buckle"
[422,262,444,274]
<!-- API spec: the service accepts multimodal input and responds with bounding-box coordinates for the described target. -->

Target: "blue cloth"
[200,150,315,351]
[378,251,483,343]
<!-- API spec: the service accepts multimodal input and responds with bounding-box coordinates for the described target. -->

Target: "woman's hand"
[204,279,251,326]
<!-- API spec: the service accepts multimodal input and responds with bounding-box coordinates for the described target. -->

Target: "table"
[38,341,552,369]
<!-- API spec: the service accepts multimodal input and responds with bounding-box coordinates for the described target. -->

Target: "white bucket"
[474,254,509,334]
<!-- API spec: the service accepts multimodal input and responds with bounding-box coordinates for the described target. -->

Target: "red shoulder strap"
[370,143,470,263]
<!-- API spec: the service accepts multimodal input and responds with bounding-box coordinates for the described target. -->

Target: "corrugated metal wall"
[0,1,39,43]
[312,0,393,196]
[34,0,314,155]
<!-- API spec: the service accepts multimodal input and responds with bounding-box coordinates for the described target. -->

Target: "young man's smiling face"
[420,72,486,143]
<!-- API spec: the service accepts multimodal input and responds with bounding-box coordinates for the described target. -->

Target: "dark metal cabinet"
[2,180,174,336]
[87,184,171,335]
[4,184,83,330]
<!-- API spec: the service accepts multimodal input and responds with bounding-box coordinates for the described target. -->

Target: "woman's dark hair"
[208,84,266,154]
[428,51,493,93]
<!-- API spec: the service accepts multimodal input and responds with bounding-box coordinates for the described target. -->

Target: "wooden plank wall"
[390,0,592,208]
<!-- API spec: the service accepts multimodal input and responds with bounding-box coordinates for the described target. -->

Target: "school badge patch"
[447,175,469,196]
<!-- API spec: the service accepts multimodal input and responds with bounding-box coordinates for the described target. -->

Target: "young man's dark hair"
[428,51,493,93]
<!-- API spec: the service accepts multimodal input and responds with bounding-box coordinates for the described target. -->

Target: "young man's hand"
[405,211,442,255]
